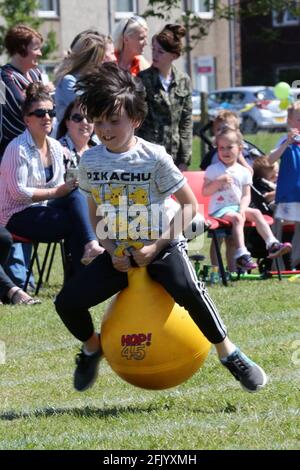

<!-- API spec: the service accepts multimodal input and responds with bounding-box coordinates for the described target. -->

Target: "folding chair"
[183,171,228,286]
[11,234,66,295]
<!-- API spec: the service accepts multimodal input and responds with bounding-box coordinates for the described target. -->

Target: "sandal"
[10,288,41,305]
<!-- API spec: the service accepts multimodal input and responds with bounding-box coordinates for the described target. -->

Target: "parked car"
[207,86,288,134]
[192,90,201,135]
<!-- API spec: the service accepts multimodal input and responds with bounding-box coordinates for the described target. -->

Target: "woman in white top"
[0,83,103,276]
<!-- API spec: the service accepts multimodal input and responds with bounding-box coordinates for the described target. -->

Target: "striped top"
[0,63,42,158]
[0,129,65,226]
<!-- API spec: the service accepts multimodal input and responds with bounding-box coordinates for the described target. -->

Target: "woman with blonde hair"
[54,33,107,122]
[112,15,149,76]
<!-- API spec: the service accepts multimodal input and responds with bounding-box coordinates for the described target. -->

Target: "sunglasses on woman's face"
[70,113,93,124]
[27,108,56,118]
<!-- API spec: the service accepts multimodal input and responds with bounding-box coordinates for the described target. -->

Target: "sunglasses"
[70,113,93,124]
[123,15,145,35]
[27,108,56,118]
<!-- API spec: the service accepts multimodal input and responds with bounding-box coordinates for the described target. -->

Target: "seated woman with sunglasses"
[112,15,149,76]
[56,98,97,174]
[0,83,104,280]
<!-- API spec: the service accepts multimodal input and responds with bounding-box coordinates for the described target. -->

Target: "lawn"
[0,132,299,450]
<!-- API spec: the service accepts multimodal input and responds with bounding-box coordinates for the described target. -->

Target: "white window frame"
[191,0,214,19]
[38,0,59,18]
[114,0,137,22]
[272,8,299,27]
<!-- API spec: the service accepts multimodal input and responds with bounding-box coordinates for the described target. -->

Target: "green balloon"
[274,82,291,100]
[279,99,289,110]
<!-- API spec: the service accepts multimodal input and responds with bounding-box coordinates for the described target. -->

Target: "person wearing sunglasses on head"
[56,98,96,175]
[112,15,149,76]
[0,83,104,281]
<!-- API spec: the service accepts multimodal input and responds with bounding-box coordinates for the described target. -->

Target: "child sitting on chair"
[202,128,291,271]
[201,110,257,273]
[55,63,269,394]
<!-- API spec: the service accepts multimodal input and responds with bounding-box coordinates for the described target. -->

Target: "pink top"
[0,129,64,226]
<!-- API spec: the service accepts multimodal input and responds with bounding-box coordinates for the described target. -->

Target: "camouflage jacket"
[137,65,192,166]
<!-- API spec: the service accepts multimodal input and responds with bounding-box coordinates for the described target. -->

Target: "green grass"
[0,229,299,450]
[189,131,285,170]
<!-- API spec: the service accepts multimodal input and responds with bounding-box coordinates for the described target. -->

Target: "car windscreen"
[254,89,275,100]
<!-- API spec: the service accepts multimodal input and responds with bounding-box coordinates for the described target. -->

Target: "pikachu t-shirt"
[79,137,185,244]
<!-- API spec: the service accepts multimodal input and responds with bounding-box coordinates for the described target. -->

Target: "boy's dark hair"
[22,82,53,116]
[76,62,147,123]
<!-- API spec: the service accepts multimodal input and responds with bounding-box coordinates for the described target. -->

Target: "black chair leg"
[35,242,52,295]
[24,242,39,293]
[211,230,228,286]
[275,257,282,281]
[45,243,57,283]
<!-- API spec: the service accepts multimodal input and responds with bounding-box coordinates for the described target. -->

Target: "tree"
[0,0,57,58]
[143,0,300,47]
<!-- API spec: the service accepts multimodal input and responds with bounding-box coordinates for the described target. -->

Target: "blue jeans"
[6,189,96,273]
[4,242,35,289]
[0,226,15,299]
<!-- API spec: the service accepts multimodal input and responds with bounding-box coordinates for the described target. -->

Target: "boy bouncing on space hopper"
[55,62,268,393]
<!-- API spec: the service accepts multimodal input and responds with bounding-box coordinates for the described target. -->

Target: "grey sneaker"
[74,347,102,392]
[221,348,268,392]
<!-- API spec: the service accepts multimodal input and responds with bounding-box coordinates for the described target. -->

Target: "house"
[37,0,234,90]
[241,6,300,86]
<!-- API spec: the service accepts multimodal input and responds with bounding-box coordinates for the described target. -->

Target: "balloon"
[101,267,211,390]
[279,99,289,110]
[274,82,291,100]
